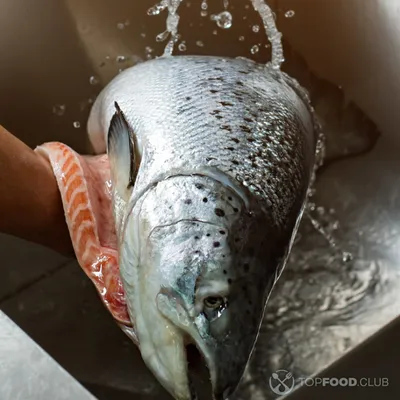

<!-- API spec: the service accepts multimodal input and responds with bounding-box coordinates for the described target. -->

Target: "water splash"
[211,11,233,29]
[200,0,208,16]
[89,76,99,85]
[148,0,183,56]
[250,44,259,54]
[249,0,284,70]
[285,10,295,18]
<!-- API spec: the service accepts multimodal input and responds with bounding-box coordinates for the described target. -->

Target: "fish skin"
[87,55,319,400]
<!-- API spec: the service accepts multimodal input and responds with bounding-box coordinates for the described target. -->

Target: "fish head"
[120,176,294,400]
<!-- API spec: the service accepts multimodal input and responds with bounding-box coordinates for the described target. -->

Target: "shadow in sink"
[82,382,170,400]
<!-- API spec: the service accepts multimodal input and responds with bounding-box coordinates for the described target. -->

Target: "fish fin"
[107,102,139,200]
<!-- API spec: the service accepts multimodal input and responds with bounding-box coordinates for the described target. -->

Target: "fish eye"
[204,296,224,309]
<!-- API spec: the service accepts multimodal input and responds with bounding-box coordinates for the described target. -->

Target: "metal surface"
[285,314,400,399]
[0,311,96,400]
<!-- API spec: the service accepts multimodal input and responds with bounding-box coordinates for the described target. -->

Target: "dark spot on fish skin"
[238,70,249,75]
[215,208,225,217]
[206,157,216,162]
[194,236,200,240]
[244,263,250,272]
[195,183,204,190]
[219,230,226,235]
[235,238,240,243]
[232,160,239,165]
[247,137,255,143]
[214,67,223,71]
[194,250,200,254]
[228,168,233,172]
[228,196,233,201]
[243,117,252,123]
[240,125,251,133]
[227,147,235,151]
[213,242,220,248]
[228,279,232,284]
[236,81,244,86]
[231,138,240,144]
[220,101,234,107]
[233,207,239,213]
[206,233,211,237]
[215,115,223,120]
[216,76,224,82]
[210,89,219,94]
[223,270,227,274]
[186,96,192,101]
[210,109,221,115]
[184,199,192,205]
[222,255,226,258]
[221,125,232,132]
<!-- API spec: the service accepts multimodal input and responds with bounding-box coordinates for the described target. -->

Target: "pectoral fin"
[107,102,140,200]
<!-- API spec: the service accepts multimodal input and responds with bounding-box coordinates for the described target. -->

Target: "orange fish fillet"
[35,142,131,327]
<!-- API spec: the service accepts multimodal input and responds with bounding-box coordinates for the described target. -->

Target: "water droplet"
[342,252,353,263]
[89,75,99,85]
[145,46,154,59]
[196,40,204,47]
[140,32,146,38]
[250,44,259,54]
[285,10,295,18]
[178,42,187,52]
[239,36,245,41]
[52,104,66,116]
[213,30,218,35]
[211,11,232,29]
[201,10,208,17]
[147,3,167,16]
[201,0,208,10]
[116,55,126,63]
[223,0,229,9]
[117,22,125,30]
[73,121,81,129]
[156,30,170,42]
[252,24,260,33]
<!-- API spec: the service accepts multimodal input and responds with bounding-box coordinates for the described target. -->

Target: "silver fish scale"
[96,56,316,230]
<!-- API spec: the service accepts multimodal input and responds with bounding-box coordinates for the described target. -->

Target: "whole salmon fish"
[37,55,319,400]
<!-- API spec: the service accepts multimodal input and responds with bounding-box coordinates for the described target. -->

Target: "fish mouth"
[135,289,237,400]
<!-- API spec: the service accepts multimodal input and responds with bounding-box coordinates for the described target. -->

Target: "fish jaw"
[119,230,192,399]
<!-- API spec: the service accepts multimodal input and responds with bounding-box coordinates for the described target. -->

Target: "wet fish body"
[87,55,318,400]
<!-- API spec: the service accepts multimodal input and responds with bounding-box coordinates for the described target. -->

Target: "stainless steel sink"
[0,0,399,399]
